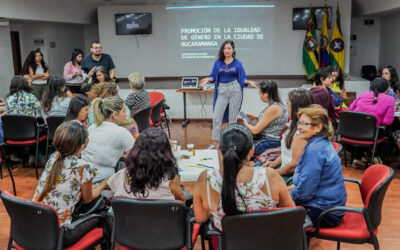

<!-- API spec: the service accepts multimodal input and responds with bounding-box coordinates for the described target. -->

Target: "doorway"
[10,31,22,75]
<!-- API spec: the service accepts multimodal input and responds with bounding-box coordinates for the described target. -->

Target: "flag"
[329,5,345,72]
[319,7,330,67]
[302,8,319,79]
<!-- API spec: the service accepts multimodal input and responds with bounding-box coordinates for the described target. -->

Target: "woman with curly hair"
[22,49,50,100]
[107,127,185,201]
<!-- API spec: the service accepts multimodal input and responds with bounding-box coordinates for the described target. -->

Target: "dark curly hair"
[125,127,178,198]
[218,40,236,61]
[21,48,48,75]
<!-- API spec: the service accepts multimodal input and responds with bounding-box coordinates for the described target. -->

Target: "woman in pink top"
[350,77,395,166]
[107,127,186,201]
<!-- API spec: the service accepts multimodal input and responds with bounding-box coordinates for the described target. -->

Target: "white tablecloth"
[178,149,219,182]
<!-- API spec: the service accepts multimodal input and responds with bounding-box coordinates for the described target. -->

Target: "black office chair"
[1,191,106,250]
[150,99,165,128]
[206,207,307,250]
[2,114,47,180]
[111,198,197,250]
[45,115,65,159]
[338,111,388,166]
[133,106,152,133]
[361,65,377,81]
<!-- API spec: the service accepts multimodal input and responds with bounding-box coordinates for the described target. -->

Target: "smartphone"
[239,112,252,123]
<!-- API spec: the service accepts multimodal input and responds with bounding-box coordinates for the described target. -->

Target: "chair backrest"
[360,164,394,228]
[133,106,152,132]
[361,65,377,81]
[46,115,66,142]
[2,114,38,140]
[111,198,187,249]
[150,99,165,125]
[0,191,60,250]
[338,111,377,141]
[221,207,306,250]
[149,91,165,107]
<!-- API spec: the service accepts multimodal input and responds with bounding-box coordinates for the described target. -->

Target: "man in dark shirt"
[81,40,116,80]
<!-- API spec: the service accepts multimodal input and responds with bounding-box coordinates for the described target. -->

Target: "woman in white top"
[63,48,86,93]
[264,88,312,185]
[41,76,71,118]
[22,49,50,101]
[194,123,294,233]
[82,96,135,183]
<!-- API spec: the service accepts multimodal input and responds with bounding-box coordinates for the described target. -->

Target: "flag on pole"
[302,7,319,79]
[329,5,345,72]
[319,7,330,68]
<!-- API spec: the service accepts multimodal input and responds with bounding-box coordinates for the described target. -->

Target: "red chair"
[149,91,171,138]
[309,164,394,250]
[0,191,107,250]
[2,114,47,180]
[338,111,388,166]
[331,142,343,154]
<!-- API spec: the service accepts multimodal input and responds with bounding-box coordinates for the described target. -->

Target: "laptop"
[181,77,199,89]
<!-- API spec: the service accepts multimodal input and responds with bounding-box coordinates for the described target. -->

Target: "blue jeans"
[254,136,280,156]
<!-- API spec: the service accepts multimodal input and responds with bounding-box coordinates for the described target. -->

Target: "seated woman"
[108,127,185,201]
[392,81,400,151]
[313,67,342,108]
[125,72,151,114]
[87,81,138,138]
[65,94,90,125]
[82,96,135,183]
[41,75,71,118]
[350,77,395,166]
[381,65,400,101]
[330,66,348,107]
[33,121,107,247]
[242,80,288,156]
[6,76,42,117]
[290,104,347,227]
[193,123,295,232]
[81,66,112,93]
[264,88,312,185]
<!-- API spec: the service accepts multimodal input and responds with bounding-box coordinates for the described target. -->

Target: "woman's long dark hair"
[125,127,177,198]
[71,48,84,66]
[21,49,48,75]
[285,88,313,149]
[331,65,344,90]
[218,40,236,61]
[220,123,253,216]
[383,65,399,89]
[65,94,90,122]
[41,76,67,114]
[370,77,389,104]
[310,87,337,128]
[8,76,33,97]
[258,80,281,103]
[37,121,88,202]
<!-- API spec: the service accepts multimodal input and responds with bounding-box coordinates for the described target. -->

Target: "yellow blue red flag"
[329,5,345,72]
[319,7,330,68]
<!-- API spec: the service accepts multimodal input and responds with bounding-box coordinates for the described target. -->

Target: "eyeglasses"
[93,47,102,50]
[297,121,315,127]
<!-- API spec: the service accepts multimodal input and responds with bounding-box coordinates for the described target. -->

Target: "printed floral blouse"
[33,153,96,225]
[207,167,277,231]
[6,91,42,116]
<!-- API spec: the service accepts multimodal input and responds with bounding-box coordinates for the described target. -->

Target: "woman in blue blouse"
[290,104,347,227]
[200,40,257,145]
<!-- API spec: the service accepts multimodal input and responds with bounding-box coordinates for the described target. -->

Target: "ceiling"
[79,0,275,6]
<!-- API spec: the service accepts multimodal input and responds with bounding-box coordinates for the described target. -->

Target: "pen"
[189,164,207,169]
[200,158,213,161]
[197,163,214,169]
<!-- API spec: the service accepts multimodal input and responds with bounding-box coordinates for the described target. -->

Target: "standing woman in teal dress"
[200,40,257,147]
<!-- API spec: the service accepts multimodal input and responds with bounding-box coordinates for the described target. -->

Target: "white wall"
[98,0,352,77]
[0,25,14,98]
[349,16,380,75]
[0,0,97,24]
[379,13,400,71]
[353,0,400,16]
[83,24,100,55]
[10,22,86,76]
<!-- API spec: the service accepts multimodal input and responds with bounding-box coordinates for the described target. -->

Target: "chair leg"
[336,241,340,250]
[6,163,17,196]
[7,236,13,250]
[343,145,347,167]
[0,161,3,179]
[372,236,380,250]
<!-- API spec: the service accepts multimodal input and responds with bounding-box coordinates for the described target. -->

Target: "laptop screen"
[181,77,198,89]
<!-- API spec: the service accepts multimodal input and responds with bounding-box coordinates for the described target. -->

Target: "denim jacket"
[290,135,347,214]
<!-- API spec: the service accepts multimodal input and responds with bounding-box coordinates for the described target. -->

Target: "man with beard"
[81,40,116,82]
